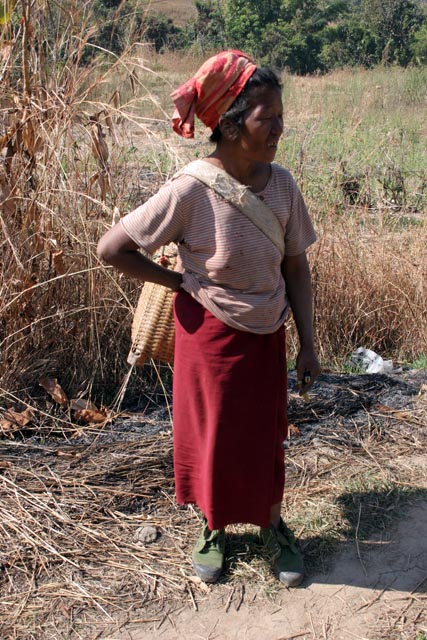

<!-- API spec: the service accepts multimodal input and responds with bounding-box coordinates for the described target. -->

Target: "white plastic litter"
[351,347,394,374]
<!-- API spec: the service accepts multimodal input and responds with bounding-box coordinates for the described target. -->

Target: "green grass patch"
[278,66,427,214]
[408,354,427,369]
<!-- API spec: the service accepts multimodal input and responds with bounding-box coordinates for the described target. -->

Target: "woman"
[97,50,320,587]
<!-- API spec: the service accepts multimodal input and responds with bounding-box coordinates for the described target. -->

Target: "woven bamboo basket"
[127,244,177,367]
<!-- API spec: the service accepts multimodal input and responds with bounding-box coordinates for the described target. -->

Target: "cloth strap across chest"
[177,160,285,259]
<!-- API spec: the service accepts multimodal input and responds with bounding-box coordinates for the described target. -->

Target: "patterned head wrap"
[170,50,257,139]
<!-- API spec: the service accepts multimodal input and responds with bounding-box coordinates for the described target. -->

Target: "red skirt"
[172,291,288,530]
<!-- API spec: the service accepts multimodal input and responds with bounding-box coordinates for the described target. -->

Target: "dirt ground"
[104,495,427,640]
[2,370,427,640]
[101,372,427,640]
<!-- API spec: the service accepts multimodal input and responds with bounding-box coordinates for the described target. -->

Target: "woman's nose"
[272,117,283,135]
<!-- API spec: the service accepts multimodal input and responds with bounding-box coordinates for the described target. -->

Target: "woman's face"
[238,86,284,164]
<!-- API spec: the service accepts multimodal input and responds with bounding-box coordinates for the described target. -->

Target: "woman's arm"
[281,251,321,392]
[97,223,183,292]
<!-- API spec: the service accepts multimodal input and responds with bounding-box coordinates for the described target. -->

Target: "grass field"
[142,0,197,24]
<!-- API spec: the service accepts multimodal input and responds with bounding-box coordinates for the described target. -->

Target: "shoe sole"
[278,570,304,587]
[192,562,223,583]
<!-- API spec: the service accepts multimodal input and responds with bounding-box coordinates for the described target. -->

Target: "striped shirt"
[121,162,317,334]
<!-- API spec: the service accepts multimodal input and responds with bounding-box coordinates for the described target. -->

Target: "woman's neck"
[206,149,271,193]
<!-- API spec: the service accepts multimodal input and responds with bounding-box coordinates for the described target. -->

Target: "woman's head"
[209,67,282,144]
[171,50,257,139]
[170,50,282,150]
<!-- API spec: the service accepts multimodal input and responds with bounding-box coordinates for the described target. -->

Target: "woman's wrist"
[170,271,183,292]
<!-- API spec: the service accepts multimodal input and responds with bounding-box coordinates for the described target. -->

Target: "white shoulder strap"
[178,160,285,258]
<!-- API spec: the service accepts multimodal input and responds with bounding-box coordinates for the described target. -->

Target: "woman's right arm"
[97,223,183,292]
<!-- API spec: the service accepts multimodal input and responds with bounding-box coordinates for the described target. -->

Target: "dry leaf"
[98,171,108,201]
[90,122,109,166]
[186,575,211,594]
[110,90,120,108]
[70,398,106,424]
[288,423,301,437]
[22,117,36,156]
[0,460,12,469]
[70,398,98,412]
[373,403,394,413]
[87,171,100,193]
[23,201,39,229]
[129,70,136,95]
[0,41,12,63]
[0,170,18,216]
[111,205,120,226]
[0,407,34,434]
[418,383,427,397]
[55,450,82,459]
[39,377,69,407]
[373,404,410,420]
[73,409,106,424]
[52,250,66,275]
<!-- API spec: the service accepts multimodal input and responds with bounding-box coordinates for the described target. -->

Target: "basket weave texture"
[127,245,177,367]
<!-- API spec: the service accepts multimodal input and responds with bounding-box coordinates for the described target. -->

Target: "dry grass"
[2,6,425,409]
[1,13,427,638]
[309,217,427,366]
[1,372,426,638]
[0,3,184,405]
[142,0,197,25]
[3,44,426,410]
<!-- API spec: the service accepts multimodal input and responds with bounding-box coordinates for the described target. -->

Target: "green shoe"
[192,519,225,583]
[260,519,304,587]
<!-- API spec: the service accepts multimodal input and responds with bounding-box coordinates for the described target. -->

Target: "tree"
[411,24,427,63]
[262,0,347,72]
[359,0,425,64]
[143,14,185,52]
[319,21,378,69]
[189,0,226,50]
[222,0,267,55]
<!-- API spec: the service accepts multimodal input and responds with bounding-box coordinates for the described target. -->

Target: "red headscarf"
[171,50,257,139]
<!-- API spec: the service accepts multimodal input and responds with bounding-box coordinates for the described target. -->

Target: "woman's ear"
[219,118,240,142]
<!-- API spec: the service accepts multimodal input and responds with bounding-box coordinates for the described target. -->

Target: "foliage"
[189,0,226,49]
[148,0,427,74]
[258,0,347,73]
[357,0,426,65]
[142,13,187,52]
[219,0,427,72]
[411,24,427,63]
[0,0,17,24]
[18,0,426,73]
[319,21,379,70]
[222,0,281,57]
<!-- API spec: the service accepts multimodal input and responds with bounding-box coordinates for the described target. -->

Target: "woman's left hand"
[295,346,321,395]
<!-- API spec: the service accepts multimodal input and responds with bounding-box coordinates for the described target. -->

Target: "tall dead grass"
[1,2,180,409]
[309,214,427,366]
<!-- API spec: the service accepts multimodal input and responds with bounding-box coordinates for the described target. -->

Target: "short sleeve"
[120,180,186,254]
[284,178,317,256]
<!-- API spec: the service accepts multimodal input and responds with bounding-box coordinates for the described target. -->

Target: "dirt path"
[106,489,427,640]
